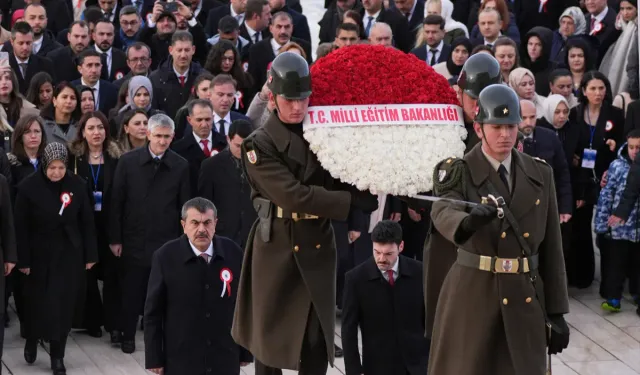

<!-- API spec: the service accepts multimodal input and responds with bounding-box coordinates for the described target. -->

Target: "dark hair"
[203,40,254,90]
[126,42,151,58]
[548,68,572,84]
[70,111,111,152]
[83,7,104,25]
[211,73,238,90]
[245,0,268,20]
[114,79,130,112]
[371,220,403,245]
[24,3,46,15]
[563,37,596,73]
[577,70,613,105]
[471,44,494,56]
[0,70,24,126]
[76,48,101,66]
[119,5,139,18]
[94,18,115,30]
[11,21,32,38]
[218,15,239,33]
[118,108,147,141]
[479,0,510,31]
[69,20,90,34]
[272,11,293,24]
[187,98,213,115]
[181,197,217,220]
[229,119,253,139]
[77,85,96,108]
[628,129,640,139]
[40,81,82,122]
[171,30,194,45]
[191,72,214,100]
[336,22,360,36]
[424,14,445,29]
[343,10,365,39]
[25,72,54,109]
[11,114,47,161]
[492,36,519,68]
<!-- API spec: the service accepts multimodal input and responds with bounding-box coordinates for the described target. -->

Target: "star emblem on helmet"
[503,108,509,115]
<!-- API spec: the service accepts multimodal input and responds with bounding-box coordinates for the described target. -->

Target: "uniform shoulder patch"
[433,156,466,195]
[242,139,259,165]
[532,157,547,164]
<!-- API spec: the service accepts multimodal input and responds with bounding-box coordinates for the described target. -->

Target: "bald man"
[368,22,393,47]
[518,100,573,222]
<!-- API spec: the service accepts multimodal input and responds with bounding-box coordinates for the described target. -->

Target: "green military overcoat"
[427,145,569,375]
[231,114,351,370]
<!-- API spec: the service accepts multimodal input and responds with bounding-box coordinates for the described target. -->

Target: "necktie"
[218,119,226,135]
[236,14,243,23]
[405,12,410,19]
[200,252,209,264]
[19,63,27,79]
[93,88,99,110]
[254,33,260,43]
[591,16,596,31]
[104,10,113,19]
[100,52,109,80]
[429,48,438,66]
[153,156,161,170]
[201,139,211,157]
[179,76,186,87]
[498,164,510,192]
[486,43,493,48]
[387,269,395,286]
[523,137,534,155]
[365,16,374,36]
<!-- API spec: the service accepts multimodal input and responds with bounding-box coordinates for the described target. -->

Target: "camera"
[158,1,178,12]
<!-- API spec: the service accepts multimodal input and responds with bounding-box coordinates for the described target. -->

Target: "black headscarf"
[446,37,473,77]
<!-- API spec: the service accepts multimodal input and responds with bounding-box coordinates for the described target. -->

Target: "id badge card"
[582,149,597,169]
[93,191,103,211]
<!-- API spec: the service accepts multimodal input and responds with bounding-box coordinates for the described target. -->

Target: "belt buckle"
[292,213,300,222]
[494,257,519,273]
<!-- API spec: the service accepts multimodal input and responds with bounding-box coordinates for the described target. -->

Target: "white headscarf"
[559,6,587,36]
[543,94,570,127]
[426,0,469,37]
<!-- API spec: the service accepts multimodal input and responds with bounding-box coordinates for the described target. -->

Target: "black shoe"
[83,328,102,338]
[110,331,122,345]
[50,358,66,375]
[334,344,343,358]
[4,314,8,328]
[24,339,37,364]
[139,319,144,331]
[636,306,640,317]
[121,339,135,354]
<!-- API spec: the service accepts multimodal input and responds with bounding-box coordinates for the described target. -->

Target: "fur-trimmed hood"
[68,140,123,159]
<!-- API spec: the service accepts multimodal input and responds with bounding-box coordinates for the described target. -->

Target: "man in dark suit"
[113,42,153,89]
[318,0,362,44]
[585,0,621,65]
[361,0,412,52]
[198,120,257,248]
[8,22,55,95]
[47,21,90,84]
[72,49,119,114]
[204,0,246,37]
[514,0,579,36]
[172,99,226,198]
[207,16,251,63]
[341,220,429,375]
[247,12,312,92]
[145,197,252,375]
[518,100,573,220]
[127,0,222,25]
[109,113,190,354]
[266,0,311,43]
[5,3,63,57]
[205,74,251,139]
[410,15,451,66]
[392,0,424,37]
[93,19,130,82]
[239,0,272,48]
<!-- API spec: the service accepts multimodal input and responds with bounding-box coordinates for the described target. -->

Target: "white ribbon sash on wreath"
[302,104,467,196]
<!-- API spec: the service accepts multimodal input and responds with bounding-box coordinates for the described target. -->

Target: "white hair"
[370,22,393,36]
[148,113,175,133]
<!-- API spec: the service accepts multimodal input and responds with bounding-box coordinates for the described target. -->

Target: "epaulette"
[433,156,466,195]
[532,156,551,168]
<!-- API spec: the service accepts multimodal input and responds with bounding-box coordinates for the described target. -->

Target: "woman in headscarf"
[14,142,97,374]
[109,76,159,139]
[508,67,546,117]
[424,0,468,45]
[520,26,556,96]
[550,7,587,64]
[433,37,472,81]
[600,0,638,96]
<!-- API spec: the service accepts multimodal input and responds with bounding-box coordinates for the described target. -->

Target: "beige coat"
[428,145,569,375]
[231,114,351,370]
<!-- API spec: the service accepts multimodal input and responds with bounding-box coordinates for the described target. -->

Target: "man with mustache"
[92,19,129,82]
[145,197,252,375]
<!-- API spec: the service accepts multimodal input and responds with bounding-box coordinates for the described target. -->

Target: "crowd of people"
[0,0,632,373]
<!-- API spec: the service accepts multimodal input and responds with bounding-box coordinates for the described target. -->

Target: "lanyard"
[586,110,597,149]
[89,155,103,192]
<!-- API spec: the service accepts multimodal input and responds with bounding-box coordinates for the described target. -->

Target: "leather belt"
[276,206,319,221]
[456,249,539,274]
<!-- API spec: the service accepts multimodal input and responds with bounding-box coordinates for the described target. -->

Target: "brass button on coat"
[315,244,321,249]
[294,245,299,252]
[525,297,532,303]
[502,298,508,305]
[535,199,540,205]
[501,232,506,239]
[523,233,530,238]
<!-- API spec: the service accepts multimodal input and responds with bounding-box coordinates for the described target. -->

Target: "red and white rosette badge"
[59,192,72,215]
[304,45,466,195]
[220,268,233,297]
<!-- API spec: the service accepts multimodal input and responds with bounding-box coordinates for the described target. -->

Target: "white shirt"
[102,9,116,23]
[380,258,399,282]
[173,66,189,84]
[270,38,285,56]
[189,240,214,262]
[213,112,232,135]
[193,131,213,152]
[194,0,203,17]
[230,4,244,24]
[592,6,609,24]
[81,78,100,110]
[364,10,381,34]
[245,22,261,43]
[484,32,502,46]
[406,0,417,21]
[32,35,43,54]
[95,45,112,76]
[426,40,444,65]
[481,147,513,191]
[149,146,164,160]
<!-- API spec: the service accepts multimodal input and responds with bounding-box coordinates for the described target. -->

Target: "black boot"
[335,344,343,358]
[50,358,66,375]
[23,339,37,364]
[121,339,135,354]
[110,330,122,345]
[83,327,102,338]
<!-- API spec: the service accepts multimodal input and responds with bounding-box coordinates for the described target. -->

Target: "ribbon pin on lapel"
[591,22,603,35]
[59,192,72,216]
[220,268,233,297]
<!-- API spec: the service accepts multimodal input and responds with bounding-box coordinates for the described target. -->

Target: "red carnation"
[310,45,459,107]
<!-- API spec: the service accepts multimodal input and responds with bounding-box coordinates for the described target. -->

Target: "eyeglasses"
[121,20,140,27]
[128,57,150,63]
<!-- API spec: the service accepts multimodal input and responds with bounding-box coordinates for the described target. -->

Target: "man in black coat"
[518,100,573,219]
[409,15,451,66]
[513,0,579,36]
[113,42,152,89]
[198,120,256,248]
[389,0,425,40]
[71,49,119,114]
[92,19,130,82]
[0,174,16,365]
[145,197,252,375]
[46,21,90,84]
[266,0,311,43]
[318,0,362,44]
[585,0,621,65]
[204,0,246,37]
[172,99,226,198]
[239,0,272,48]
[360,0,412,52]
[8,22,56,95]
[2,4,63,57]
[109,113,190,354]
[341,220,429,375]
